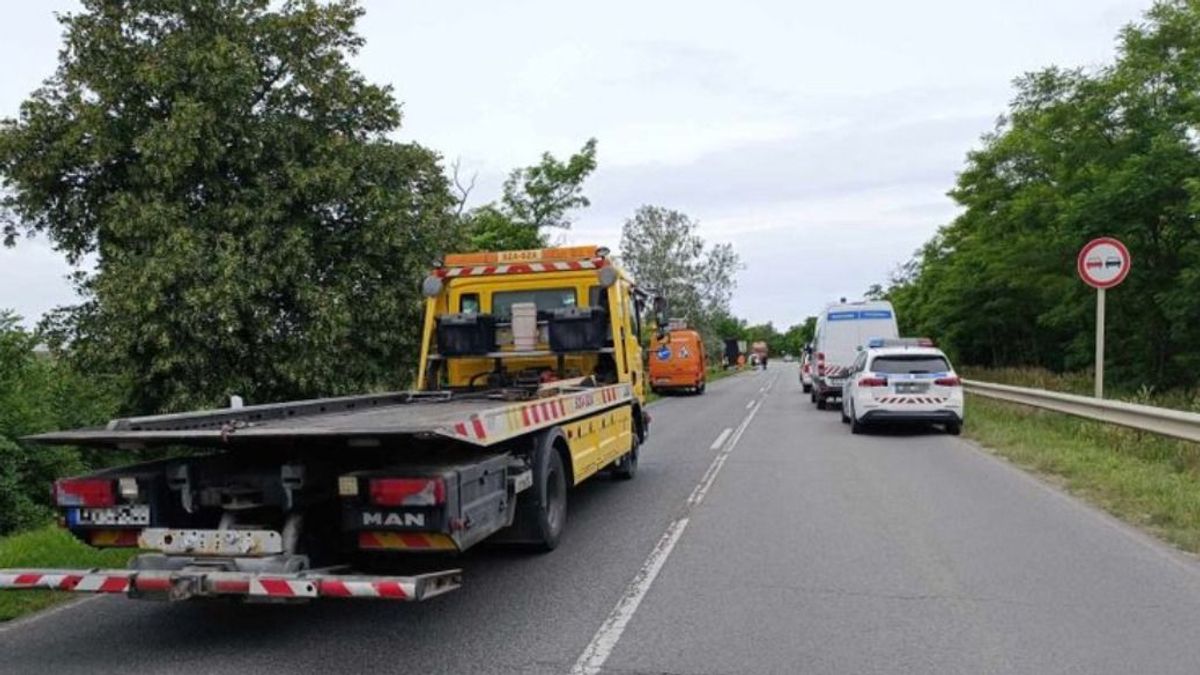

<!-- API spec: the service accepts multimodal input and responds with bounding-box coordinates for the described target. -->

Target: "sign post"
[1076,237,1131,398]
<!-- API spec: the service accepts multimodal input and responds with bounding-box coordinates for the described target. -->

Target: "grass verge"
[966,393,1200,554]
[0,525,133,622]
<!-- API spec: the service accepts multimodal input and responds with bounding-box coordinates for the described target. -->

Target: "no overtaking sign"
[1077,236,1131,399]
[1077,237,1131,289]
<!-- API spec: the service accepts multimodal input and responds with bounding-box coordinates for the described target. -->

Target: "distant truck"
[0,245,664,605]
[752,341,769,368]
[649,325,707,395]
[810,300,899,409]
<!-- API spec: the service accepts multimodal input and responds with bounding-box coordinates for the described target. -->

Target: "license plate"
[139,528,283,556]
[77,504,150,526]
[829,379,845,386]
[895,382,929,394]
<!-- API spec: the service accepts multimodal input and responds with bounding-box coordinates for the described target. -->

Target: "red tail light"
[816,352,826,375]
[370,478,446,506]
[934,376,961,387]
[54,478,115,507]
[858,377,888,387]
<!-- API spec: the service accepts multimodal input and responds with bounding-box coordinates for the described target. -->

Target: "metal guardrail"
[963,379,1200,444]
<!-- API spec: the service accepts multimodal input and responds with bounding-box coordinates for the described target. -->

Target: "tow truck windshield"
[491,288,577,318]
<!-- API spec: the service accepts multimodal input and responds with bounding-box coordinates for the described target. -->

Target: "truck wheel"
[612,433,639,480]
[696,381,706,395]
[946,421,962,436]
[802,383,812,393]
[515,440,568,551]
[816,396,826,410]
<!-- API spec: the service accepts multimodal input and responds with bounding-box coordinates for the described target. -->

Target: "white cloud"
[0,0,1155,331]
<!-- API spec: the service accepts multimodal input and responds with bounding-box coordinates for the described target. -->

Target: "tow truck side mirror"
[653,296,669,339]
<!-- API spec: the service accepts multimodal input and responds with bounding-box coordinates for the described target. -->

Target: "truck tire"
[514,435,568,551]
[816,396,826,410]
[696,381,706,395]
[612,431,639,480]
[946,421,962,436]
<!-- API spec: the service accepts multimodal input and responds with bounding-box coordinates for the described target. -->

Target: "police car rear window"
[870,355,949,374]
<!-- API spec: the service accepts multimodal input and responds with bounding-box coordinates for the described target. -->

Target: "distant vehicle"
[752,341,769,369]
[810,300,899,409]
[800,347,813,393]
[1105,256,1122,268]
[1085,257,1103,270]
[650,328,707,395]
[783,354,794,362]
[840,339,963,435]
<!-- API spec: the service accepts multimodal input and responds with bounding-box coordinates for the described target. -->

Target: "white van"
[809,300,899,409]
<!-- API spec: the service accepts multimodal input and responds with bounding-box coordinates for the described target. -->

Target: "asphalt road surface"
[3,363,1200,674]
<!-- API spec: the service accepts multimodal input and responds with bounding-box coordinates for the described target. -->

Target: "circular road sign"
[1077,237,1131,289]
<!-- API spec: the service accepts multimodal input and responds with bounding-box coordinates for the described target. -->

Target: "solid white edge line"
[568,517,691,675]
[745,400,754,409]
[0,594,105,635]
[571,380,772,675]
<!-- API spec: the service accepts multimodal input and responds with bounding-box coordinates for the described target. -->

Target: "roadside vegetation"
[882,1,1200,392]
[964,367,1200,555]
[0,526,133,621]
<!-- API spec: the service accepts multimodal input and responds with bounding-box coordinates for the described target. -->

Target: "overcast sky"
[1,0,1151,329]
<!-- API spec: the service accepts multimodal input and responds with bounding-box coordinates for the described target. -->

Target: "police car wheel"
[841,404,850,424]
[946,422,962,436]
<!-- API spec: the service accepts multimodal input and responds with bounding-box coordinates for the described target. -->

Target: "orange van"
[649,329,707,394]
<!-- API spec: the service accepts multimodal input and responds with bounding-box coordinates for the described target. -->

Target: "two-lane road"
[4,363,1200,674]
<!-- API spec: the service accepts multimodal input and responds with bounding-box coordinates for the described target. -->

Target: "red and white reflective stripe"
[250,577,318,598]
[876,396,947,405]
[0,571,133,593]
[441,383,632,445]
[443,260,597,277]
[318,579,412,599]
[0,568,457,601]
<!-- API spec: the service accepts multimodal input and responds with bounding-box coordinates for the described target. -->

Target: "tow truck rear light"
[858,377,888,387]
[370,478,446,506]
[53,478,115,508]
[816,352,826,375]
[934,376,961,387]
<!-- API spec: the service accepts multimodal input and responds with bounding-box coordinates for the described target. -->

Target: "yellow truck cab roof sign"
[442,246,606,268]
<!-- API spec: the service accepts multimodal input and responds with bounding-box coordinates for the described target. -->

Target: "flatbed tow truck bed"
[29,382,634,450]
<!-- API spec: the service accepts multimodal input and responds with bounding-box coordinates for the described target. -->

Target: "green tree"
[0,311,123,533]
[619,205,741,355]
[464,139,598,251]
[0,0,461,412]
[885,0,1200,387]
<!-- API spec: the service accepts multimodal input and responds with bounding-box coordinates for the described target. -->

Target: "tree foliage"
[619,205,740,353]
[887,0,1200,387]
[464,139,598,251]
[0,0,461,412]
[0,312,123,534]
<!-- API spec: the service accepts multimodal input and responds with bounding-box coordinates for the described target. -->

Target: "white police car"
[840,338,963,435]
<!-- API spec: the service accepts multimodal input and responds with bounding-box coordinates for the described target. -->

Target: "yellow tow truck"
[0,245,663,603]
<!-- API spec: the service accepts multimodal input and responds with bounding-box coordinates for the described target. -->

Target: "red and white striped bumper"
[0,567,461,602]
